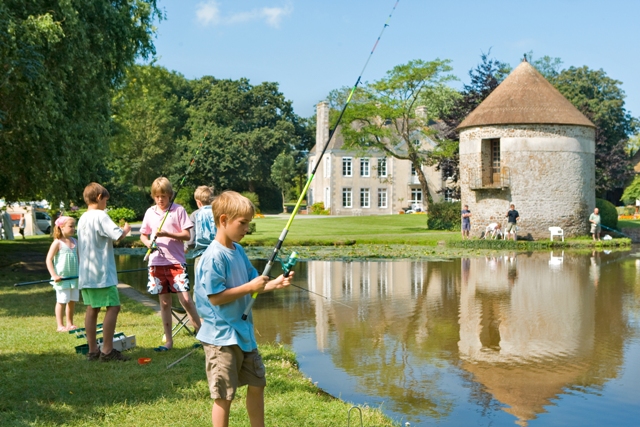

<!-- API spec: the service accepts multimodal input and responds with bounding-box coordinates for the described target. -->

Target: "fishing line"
[143,135,207,261]
[242,0,400,320]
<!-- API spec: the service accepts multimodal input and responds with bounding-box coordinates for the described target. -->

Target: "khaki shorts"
[203,344,266,400]
[81,286,120,308]
[506,223,517,233]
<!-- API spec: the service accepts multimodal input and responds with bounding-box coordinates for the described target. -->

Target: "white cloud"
[196,1,292,28]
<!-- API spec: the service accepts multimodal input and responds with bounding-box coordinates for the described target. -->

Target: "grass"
[0,239,398,427]
[618,219,640,229]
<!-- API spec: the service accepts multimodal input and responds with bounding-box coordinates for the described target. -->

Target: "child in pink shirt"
[140,177,201,350]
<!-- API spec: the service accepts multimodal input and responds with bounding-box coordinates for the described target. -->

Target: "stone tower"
[457,60,596,239]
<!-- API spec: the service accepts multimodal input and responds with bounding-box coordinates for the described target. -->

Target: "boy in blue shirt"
[195,191,292,427]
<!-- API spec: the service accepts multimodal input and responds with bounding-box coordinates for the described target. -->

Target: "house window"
[480,138,501,186]
[360,188,370,208]
[377,188,388,208]
[324,157,331,178]
[410,188,422,204]
[444,188,456,202]
[492,139,501,177]
[342,187,352,208]
[377,158,387,177]
[324,187,330,208]
[360,158,370,177]
[342,157,352,177]
[411,163,417,176]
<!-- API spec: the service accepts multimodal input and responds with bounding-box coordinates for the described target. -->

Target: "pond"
[115,249,640,426]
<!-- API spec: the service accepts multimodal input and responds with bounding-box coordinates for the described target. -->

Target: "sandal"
[154,345,171,352]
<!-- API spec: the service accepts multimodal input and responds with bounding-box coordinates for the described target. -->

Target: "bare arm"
[208,273,293,306]
[116,223,131,243]
[156,228,191,241]
[45,241,61,281]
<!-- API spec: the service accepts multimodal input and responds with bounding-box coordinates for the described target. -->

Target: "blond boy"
[194,191,292,427]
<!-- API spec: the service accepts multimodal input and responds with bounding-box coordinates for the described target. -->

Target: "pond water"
[115,249,640,426]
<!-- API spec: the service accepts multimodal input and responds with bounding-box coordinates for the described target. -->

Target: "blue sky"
[151,0,640,123]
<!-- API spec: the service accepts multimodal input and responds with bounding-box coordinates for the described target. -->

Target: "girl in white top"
[46,216,79,332]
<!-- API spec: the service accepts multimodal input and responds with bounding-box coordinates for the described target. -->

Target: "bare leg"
[212,398,232,427]
[177,291,201,331]
[66,301,76,328]
[159,293,174,349]
[55,302,65,331]
[101,305,121,355]
[246,386,265,427]
[85,306,101,353]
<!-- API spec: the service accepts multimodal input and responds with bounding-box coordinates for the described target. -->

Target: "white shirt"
[77,210,123,289]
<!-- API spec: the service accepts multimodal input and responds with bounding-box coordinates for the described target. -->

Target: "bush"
[241,192,261,214]
[247,222,256,235]
[427,201,461,231]
[310,202,330,215]
[596,198,618,230]
[107,207,136,225]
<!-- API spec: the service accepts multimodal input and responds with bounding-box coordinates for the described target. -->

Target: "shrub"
[310,202,330,215]
[427,201,461,231]
[596,198,618,230]
[107,207,136,225]
[247,222,256,235]
[241,192,261,214]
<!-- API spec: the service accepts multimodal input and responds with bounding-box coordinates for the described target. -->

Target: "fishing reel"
[279,251,299,278]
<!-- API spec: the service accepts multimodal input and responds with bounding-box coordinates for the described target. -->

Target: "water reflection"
[116,250,638,426]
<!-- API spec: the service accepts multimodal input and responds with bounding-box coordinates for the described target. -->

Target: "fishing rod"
[14,266,195,287]
[600,224,631,239]
[143,135,207,261]
[242,0,400,320]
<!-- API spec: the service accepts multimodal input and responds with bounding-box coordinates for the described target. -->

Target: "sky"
[150,0,640,122]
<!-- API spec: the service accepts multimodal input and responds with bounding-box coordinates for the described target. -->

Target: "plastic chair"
[549,227,564,242]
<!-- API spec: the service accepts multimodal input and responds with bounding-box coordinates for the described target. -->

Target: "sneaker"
[86,351,101,362]
[99,349,130,362]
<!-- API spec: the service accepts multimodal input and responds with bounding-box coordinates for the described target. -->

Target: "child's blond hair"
[151,177,174,198]
[194,185,215,204]
[52,216,75,240]
[212,191,255,227]
[83,182,110,205]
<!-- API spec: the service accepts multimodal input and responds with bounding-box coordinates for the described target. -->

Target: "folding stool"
[171,306,195,338]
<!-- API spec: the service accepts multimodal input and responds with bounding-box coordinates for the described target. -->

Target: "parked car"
[35,211,51,234]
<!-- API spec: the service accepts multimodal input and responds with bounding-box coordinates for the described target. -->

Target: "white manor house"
[307,101,451,215]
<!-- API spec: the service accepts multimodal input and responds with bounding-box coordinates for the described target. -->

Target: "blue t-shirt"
[193,206,216,256]
[507,209,519,224]
[194,240,259,351]
[461,209,471,226]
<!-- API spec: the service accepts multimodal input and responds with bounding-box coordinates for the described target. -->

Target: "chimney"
[316,101,330,152]
[415,106,428,119]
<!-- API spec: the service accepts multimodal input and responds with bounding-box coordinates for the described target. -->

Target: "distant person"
[589,207,601,241]
[636,199,640,218]
[194,191,292,427]
[46,216,79,332]
[505,204,520,241]
[484,222,503,240]
[18,213,25,239]
[140,177,201,351]
[461,205,471,240]
[77,183,131,362]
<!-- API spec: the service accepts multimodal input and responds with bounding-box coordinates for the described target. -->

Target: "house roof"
[457,60,595,130]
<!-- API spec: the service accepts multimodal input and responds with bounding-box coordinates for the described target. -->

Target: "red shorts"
[147,264,190,295]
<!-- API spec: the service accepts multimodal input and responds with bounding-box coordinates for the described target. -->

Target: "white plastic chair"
[549,226,564,242]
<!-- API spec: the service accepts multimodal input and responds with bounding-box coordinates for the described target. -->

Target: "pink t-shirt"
[140,204,193,266]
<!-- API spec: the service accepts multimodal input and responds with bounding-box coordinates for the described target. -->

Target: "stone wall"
[460,124,596,239]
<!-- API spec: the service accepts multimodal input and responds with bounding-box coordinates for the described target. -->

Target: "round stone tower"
[457,59,596,239]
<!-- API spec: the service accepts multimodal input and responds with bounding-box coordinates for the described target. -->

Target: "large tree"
[0,1,161,203]
[549,66,638,197]
[336,59,456,213]
[185,77,310,199]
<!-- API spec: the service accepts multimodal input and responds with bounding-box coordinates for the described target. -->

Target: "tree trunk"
[414,161,430,214]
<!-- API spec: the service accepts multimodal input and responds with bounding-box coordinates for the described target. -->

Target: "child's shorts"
[56,288,79,304]
[203,343,266,400]
[81,286,120,308]
[147,264,190,295]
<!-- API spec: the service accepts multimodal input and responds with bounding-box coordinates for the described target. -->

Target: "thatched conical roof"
[457,60,595,130]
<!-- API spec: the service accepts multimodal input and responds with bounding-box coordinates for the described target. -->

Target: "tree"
[0,1,161,204]
[108,64,191,193]
[549,66,638,197]
[270,151,297,212]
[337,59,456,213]
[185,77,309,199]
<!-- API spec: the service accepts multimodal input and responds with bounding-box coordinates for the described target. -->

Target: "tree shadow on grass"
[0,348,208,426]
